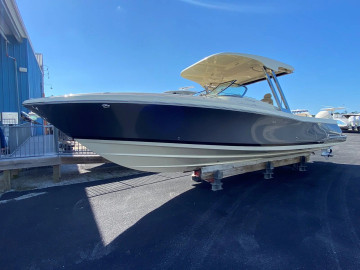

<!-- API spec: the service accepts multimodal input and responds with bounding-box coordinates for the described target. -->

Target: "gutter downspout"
[5,40,21,124]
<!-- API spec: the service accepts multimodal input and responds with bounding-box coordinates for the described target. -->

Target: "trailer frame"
[191,153,310,191]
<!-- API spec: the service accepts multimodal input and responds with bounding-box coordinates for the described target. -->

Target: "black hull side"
[25,102,344,146]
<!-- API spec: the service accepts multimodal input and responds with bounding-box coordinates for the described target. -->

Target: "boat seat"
[261,93,273,105]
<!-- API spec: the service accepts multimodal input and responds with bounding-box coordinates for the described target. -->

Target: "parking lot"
[0,133,360,269]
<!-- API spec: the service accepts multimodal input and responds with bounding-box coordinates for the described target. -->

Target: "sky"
[17,0,360,114]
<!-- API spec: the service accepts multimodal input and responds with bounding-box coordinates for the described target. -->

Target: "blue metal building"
[0,0,44,125]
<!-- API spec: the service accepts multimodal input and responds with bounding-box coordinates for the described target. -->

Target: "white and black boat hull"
[23,94,346,172]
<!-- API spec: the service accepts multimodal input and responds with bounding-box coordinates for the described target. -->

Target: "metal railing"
[57,130,95,155]
[0,124,95,159]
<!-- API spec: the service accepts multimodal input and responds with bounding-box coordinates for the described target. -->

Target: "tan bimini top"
[181,53,294,88]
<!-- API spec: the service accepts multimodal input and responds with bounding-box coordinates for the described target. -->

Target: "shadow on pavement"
[78,161,360,269]
[1,160,360,269]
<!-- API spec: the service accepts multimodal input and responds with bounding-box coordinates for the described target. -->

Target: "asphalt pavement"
[0,133,360,270]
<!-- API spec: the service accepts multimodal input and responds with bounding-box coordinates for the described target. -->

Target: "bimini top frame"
[181,52,294,112]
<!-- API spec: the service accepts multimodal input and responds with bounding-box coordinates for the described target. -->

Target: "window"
[208,80,247,97]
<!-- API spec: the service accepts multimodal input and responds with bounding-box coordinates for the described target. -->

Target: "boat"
[314,107,344,119]
[343,114,360,131]
[315,107,360,132]
[335,114,360,132]
[23,53,346,172]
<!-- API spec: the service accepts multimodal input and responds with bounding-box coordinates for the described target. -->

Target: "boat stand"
[192,154,311,191]
[208,171,224,191]
[293,156,307,172]
[263,162,274,179]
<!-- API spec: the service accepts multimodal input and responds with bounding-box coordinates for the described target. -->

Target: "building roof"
[1,0,43,73]
[0,0,28,42]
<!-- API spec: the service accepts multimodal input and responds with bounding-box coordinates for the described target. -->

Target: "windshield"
[207,80,247,97]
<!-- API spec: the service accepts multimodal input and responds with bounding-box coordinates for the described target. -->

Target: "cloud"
[116,5,122,11]
[179,0,275,13]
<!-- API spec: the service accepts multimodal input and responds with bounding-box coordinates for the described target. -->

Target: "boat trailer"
[191,153,311,191]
